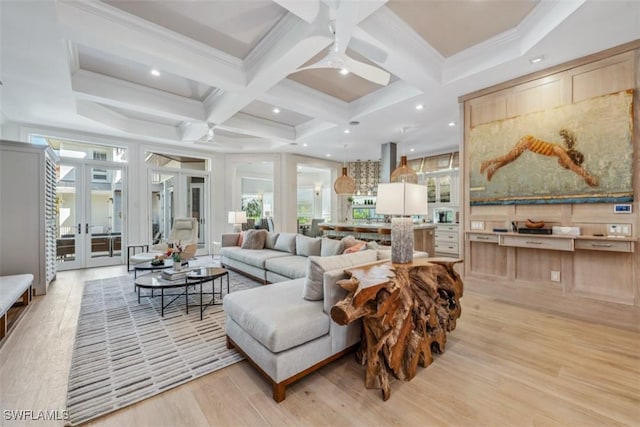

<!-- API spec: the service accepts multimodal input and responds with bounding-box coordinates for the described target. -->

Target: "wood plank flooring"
[0,265,639,426]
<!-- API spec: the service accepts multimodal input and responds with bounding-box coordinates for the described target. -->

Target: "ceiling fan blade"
[293,56,333,73]
[343,56,390,86]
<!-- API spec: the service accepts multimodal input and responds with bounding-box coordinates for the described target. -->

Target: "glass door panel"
[86,166,125,267]
[439,175,451,203]
[426,177,437,203]
[150,172,177,246]
[56,164,81,270]
[188,176,206,249]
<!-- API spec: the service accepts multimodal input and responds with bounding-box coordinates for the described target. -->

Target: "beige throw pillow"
[296,234,321,257]
[303,250,378,301]
[240,229,267,250]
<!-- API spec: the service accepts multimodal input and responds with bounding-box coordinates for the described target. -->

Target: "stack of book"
[161,269,187,281]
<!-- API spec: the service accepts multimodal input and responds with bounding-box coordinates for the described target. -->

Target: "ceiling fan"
[290,2,390,86]
[183,122,222,146]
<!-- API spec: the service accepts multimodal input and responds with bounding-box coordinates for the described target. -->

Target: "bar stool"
[377,227,392,246]
[353,226,374,242]
[318,224,334,238]
[334,225,353,239]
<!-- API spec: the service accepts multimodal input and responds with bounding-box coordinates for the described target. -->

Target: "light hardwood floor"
[1,265,639,427]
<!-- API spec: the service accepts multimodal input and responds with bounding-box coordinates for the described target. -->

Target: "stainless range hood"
[379,142,397,183]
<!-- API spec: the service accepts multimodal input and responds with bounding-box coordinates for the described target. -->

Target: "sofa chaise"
[222,230,428,401]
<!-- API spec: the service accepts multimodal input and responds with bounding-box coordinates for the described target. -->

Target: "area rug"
[65,269,260,426]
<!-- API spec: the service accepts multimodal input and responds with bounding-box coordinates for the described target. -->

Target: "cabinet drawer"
[500,235,573,251]
[435,231,457,241]
[468,233,499,243]
[437,224,458,232]
[435,241,459,254]
[575,239,634,253]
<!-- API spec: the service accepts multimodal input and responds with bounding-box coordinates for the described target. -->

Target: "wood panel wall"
[460,42,640,330]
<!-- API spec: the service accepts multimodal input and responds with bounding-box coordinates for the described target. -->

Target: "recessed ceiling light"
[298,165,302,170]
[409,148,415,152]
[150,69,160,77]
[529,55,544,64]
[326,153,331,157]
[448,121,456,127]
[339,68,349,75]
[415,104,424,110]
[344,129,350,134]
[273,107,280,114]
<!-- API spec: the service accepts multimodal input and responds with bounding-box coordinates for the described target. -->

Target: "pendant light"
[334,144,356,194]
[390,127,418,184]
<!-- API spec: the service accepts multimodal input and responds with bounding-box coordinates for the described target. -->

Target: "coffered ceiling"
[1,0,638,162]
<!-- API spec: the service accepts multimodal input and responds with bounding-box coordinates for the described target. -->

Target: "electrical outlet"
[608,223,632,236]
[551,271,560,282]
[471,221,484,230]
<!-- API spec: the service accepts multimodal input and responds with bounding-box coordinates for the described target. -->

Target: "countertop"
[324,222,437,230]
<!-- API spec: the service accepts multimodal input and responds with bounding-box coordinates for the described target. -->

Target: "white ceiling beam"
[216,112,296,142]
[272,0,320,23]
[76,100,180,140]
[295,119,336,140]
[349,80,423,120]
[355,7,445,90]
[442,1,586,84]
[72,70,205,122]
[57,0,245,92]
[259,79,350,124]
[205,12,333,124]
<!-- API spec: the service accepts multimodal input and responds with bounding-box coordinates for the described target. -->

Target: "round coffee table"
[133,259,187,278]
[134,272,191,317]
[186,267,230,319]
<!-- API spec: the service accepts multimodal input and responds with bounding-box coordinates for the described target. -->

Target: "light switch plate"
[471,221,484,230]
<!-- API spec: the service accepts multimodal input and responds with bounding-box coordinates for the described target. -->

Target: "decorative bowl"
[525,219,545,229]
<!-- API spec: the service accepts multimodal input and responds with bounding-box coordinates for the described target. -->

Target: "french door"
[149,170,207,253]
[57,162,126,270]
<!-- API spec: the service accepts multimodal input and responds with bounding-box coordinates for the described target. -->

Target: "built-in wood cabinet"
[0,140,58,295]
[435,223,459,257]
[460,43,640,329]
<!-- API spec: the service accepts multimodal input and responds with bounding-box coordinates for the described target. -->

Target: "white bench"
[0,274,33,340]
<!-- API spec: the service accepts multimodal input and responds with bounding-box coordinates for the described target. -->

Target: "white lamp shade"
[375,183,428,216]
[228,211,247,224]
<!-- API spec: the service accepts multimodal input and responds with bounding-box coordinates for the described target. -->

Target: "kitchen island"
[322,222,436,256]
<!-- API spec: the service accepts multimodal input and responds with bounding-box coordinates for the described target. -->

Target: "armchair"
[128,217,198,269]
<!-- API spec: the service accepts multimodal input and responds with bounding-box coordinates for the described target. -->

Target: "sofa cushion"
[296,235,321,257]
[320,238,344,257]
[303,250,378,301]
[241,229,267,249]
[220,246,290,269]
[265,232,279,249]
[223,279,330,353]
[274,232,297,254]
[265,255,308,279]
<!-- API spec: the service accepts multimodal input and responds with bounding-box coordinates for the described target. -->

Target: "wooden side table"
[330,258,463,400]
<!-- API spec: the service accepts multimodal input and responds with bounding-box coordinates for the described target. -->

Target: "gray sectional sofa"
[221,229,428,401]
[221,230,388,284]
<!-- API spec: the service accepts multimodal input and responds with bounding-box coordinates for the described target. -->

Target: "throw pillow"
[241,229,267,249]
[344,241,366,254]
[320,238,344,257]
[274,232,297,254]
[366,241,380,250]
[237,231,245,247]
[265,232,279,249]
[303,250,378,301]
[296,234,321,257]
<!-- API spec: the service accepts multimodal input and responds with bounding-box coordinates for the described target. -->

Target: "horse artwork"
[469,89,633,205]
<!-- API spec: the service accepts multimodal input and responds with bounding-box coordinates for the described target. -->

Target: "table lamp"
[228,211,247,233]
[375,182,428,263]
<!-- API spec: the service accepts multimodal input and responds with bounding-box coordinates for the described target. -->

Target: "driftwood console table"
[330,258,463,400]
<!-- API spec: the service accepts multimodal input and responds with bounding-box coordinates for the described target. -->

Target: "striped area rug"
[65,271,260,426]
